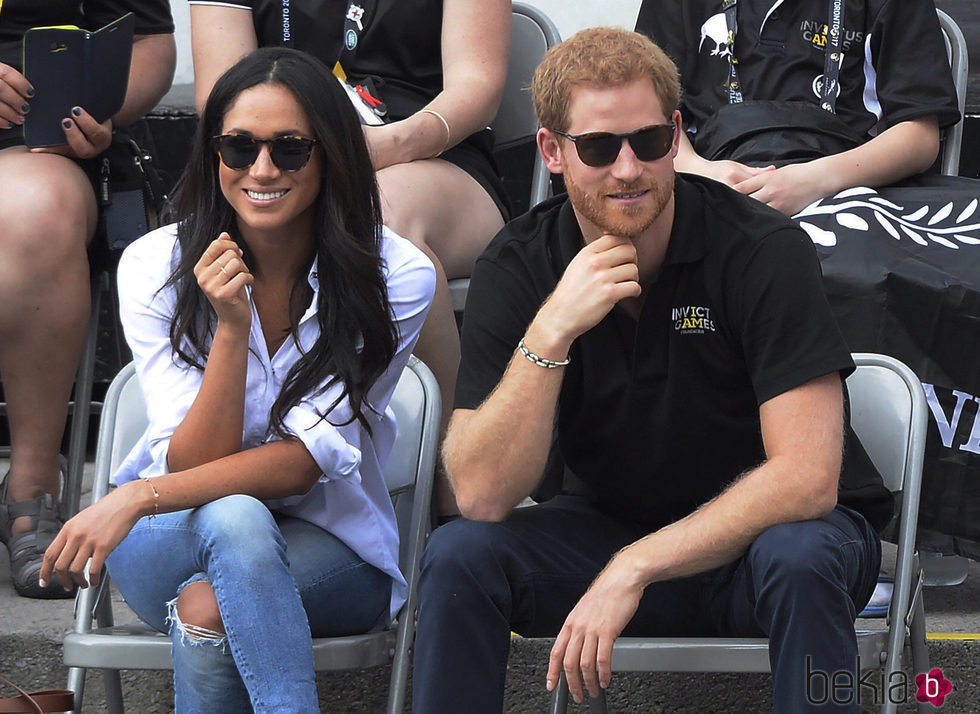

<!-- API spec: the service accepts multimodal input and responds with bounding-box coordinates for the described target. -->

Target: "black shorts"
[0,124,102,191]
[442,129,512,222]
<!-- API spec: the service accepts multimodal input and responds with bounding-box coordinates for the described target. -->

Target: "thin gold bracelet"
[142,478,160,518]
[419,108,452,157]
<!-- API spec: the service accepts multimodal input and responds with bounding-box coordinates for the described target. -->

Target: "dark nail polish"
[6,121,14,129]
[63,119,73,129]
[26,87,35,97]
[21,104,29,113]
[71,106,82,117]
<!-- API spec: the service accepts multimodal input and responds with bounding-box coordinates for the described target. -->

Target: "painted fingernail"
[38,578,48,588]
[21,103,29,113]
[72,106,82,117]
[26,87,35,97]
[16,115,25,124]
[63,119,73,129]
[6,121,14,129]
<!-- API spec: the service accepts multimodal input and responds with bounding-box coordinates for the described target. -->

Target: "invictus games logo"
[800,20,864,52]
[672,306,716,334]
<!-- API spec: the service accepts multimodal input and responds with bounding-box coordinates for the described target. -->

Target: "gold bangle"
[419,108,452,157]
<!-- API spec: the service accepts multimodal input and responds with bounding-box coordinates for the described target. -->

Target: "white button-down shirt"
[114,223,435,620]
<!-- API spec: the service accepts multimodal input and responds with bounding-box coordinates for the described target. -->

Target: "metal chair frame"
[937,9,968,177]
[62,356,440,714]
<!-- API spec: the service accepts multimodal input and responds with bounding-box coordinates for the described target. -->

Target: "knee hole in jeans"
[170,580,227,649]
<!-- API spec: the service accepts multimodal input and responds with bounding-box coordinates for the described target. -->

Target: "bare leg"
[377,159,504,516]
[0,147,96,533]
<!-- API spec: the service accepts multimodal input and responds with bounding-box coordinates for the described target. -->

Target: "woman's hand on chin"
[194,232,254,331]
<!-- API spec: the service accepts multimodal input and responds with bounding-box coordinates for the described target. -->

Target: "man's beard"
[565,170,674,239]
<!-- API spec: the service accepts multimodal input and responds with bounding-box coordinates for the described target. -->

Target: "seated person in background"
[41,47,435,711]
[635,0,960,215]
[188,0,513,516]
[412,28,892,713]
[0,1,175,599]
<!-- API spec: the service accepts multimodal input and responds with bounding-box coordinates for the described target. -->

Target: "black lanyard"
[723,0,846,113]
[337,0,376,74]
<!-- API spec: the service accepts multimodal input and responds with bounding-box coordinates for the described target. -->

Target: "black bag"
[98,130,168,253]
[693,100,866,167]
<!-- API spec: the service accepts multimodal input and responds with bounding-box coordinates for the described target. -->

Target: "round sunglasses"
[213,133,319,172]
[550,124,676,167]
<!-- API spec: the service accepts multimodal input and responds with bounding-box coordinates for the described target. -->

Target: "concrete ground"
[1,462,979,713]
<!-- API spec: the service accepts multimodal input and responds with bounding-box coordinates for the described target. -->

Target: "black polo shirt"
[458,174,891,531]
[636,0,960,141]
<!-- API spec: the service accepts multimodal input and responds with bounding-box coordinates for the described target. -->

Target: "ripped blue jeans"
[106,494,391,713]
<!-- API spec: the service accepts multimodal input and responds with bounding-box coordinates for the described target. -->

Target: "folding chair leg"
[387,622,412,714]
[103,669,125,714]
[588,689,608,713]
[550,672,570,714]
[908,597,932,714]
[65,272,105,517]
[66,666,85,714]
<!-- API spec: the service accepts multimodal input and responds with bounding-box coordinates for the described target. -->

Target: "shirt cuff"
[281,404,362,482]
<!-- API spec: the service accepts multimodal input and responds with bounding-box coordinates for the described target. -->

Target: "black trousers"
[413,496,880,713]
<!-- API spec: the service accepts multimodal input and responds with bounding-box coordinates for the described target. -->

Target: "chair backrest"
[491,2,561,209]
[936,9,968,177]
[845,354,927,493]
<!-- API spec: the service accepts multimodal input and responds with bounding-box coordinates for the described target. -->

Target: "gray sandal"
[0,471,75,599]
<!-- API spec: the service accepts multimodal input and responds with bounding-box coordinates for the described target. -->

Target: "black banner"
[798,175,980,558]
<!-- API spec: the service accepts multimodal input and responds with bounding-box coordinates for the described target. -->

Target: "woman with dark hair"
[189,0,513,518]
[40,46,435,711]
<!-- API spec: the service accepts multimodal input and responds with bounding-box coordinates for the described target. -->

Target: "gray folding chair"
[448,2,561,314]
[63,355,441,714]
[937,9,968,177]
[550,353,930,714]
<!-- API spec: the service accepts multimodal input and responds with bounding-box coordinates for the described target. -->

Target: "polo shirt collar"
[554,174,708,277]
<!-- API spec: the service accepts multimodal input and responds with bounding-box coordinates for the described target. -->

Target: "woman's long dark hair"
[167,46,397,434]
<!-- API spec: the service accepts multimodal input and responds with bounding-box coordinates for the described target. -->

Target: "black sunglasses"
[213,133,319,172]
[550,124,676,167]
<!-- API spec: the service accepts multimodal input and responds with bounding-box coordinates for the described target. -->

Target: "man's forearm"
[617,457,838,589]
[444,329,567,521]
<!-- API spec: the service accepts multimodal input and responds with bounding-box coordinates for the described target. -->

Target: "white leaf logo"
[901,225,928,245]
[903,206,929,222]
[836,213,869,231]
[928,233,959,249]
[799,221,837,246]
[956,199,978,223]
[928,202,954,226]
[874,211,900,239]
